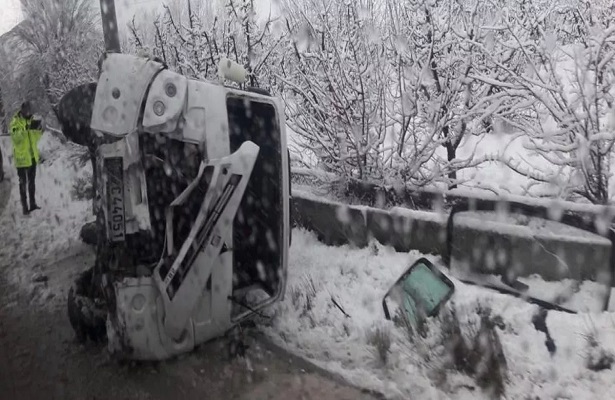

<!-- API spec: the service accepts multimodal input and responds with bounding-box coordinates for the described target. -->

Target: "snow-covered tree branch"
[477,0,615,203]
[12,0,103,111]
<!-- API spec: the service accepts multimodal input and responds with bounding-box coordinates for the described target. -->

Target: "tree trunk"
[447,142,457,190]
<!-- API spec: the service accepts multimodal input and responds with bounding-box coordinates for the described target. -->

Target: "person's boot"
[28,180,40,212]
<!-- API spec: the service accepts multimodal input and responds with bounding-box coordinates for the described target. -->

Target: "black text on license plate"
[106,157,125,242]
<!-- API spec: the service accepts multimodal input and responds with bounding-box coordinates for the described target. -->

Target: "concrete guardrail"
[291,189,612,283]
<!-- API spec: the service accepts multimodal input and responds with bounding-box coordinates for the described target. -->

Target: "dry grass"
[289,285,303,309]
[288,274,319,324]
[398,302,508,398]
[583,323,614,372]
[366,324,392,365]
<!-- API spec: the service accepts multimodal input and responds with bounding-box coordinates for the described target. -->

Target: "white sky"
[0,0,22,36]
[115,0,166,33]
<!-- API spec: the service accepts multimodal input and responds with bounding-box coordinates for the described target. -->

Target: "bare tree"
[278,0,521,186]
[123,0,615,204]
[13,0,102,111]
[475,0,615,203]
[279,0,391,180]
[0,35,47,121]
[380,0,531,189]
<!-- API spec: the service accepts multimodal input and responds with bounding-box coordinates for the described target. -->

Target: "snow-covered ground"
[263,229,615,400]
[0,132,93,307]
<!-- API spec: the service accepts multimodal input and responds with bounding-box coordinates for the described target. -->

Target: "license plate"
[105,157,125,242]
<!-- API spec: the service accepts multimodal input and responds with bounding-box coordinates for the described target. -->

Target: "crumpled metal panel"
[153,141,259,340]
[107,277,196,360]
[142,69,188,133]
[182,80,230,156]
[91,54,164,137]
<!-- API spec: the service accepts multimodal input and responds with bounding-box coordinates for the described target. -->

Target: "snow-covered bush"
[476,0,615,204]
[278,0,540,188]
[126,0,615,203]
[382,0,524,189]
[128,0,280,89]
[279,0,391,181]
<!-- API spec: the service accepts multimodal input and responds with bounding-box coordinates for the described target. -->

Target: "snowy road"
[0,145,378,400]
[0,266,377,400]
[0,264,377,400]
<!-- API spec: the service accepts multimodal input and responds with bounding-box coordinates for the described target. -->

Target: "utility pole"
[99,0,121,53]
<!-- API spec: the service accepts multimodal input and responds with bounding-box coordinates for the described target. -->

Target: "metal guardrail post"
[99,0,121,53]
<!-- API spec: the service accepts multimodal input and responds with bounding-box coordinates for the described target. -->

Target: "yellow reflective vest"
[10,113,43,168]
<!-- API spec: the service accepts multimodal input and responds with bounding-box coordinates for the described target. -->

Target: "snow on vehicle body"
[68,53,290,360]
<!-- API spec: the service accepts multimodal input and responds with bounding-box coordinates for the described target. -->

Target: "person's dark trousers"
[17,160,38,214]
[0,146,4,182]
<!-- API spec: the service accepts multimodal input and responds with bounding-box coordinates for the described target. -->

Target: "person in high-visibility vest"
[10,101,44,215]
